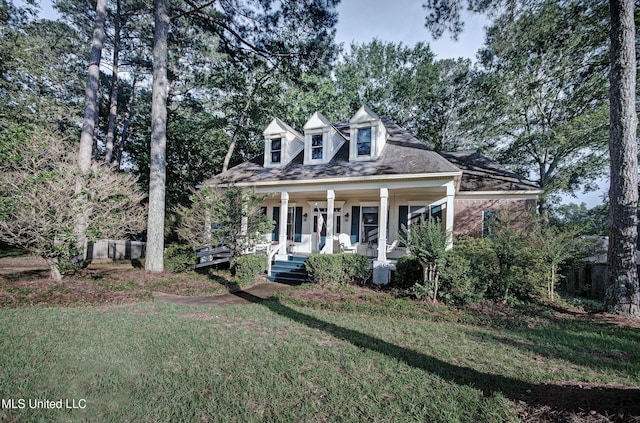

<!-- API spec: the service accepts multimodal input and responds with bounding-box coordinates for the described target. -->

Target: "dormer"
[263,117,304,168]
[348,105,388,162]
[302,112,347,165]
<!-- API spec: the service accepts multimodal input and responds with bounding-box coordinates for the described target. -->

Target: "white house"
[203,106,542,283]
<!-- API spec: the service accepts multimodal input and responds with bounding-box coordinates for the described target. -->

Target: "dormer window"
[311,134,323,160]
[303,111,346,165]
[349,106,388,162]
[263,117,304,168]
[270,138,282,163]
[357,127,372,156]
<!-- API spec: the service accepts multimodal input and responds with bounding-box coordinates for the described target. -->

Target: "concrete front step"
[268,256,308,284]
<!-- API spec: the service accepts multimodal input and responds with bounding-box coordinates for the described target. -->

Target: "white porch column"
[377,188,388,261]
[326,190,335,253]
[445,181,455,250]
[278,191,289,259]
[373,188,390,285]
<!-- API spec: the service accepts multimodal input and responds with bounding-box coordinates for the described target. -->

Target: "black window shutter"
[351,206,360,243]
[398,205,408,247]
[272,207,280,242]
[294,207,303,242]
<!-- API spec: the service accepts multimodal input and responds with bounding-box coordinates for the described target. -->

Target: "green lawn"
[1,292,639,422]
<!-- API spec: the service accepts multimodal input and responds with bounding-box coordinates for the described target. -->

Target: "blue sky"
[335,0,487,61]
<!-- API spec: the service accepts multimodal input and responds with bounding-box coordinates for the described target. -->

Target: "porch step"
[268,256,309,285]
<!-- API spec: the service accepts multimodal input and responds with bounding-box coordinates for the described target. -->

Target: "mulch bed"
[516,382,640,422]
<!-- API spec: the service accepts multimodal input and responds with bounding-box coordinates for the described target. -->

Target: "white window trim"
[266,136,285,167]
[306,129,327,164]
[350,124,377,161]
[359,202,380,244]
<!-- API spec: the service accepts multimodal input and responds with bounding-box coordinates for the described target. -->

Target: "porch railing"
[266,243,279,276]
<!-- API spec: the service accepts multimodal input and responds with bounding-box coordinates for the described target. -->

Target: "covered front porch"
[258,179,456,284]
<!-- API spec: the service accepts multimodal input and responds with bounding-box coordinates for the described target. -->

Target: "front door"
[313,209,341,252]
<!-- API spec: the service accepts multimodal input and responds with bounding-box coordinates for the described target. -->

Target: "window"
[483,210,498,237]
[399,205,444,245]
[361,206,379,243]
[357,127,371,156]
[311,134,323,160]
[409,205,442,226]
[271,138,282,163]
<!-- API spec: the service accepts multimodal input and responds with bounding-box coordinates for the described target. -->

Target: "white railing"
[266,243,279,276]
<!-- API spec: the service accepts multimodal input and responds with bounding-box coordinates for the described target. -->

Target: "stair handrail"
[266,243,279,276]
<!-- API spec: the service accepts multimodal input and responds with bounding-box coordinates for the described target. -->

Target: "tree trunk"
[104,0,121,166]
[538,194,549,225]
[75,0,108,261]
[550,265,556,302]
[604,0,640,316]
[432,268,439,302]
[116,73,137,170]
[46,258,63,282]
[78,0,107,173]
[145,0,170,273]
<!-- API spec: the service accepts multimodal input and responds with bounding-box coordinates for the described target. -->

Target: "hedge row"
[304,253,371,286]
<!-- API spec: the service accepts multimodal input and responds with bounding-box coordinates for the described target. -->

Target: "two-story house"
[203,106,542,283]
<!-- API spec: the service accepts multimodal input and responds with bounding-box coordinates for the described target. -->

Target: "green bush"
[393,255,423,289]
[439,251,482,306]
[305,254,343,285]
[231,254,266,285]
[448,235,541,303]
[305,253,371,286]
[410,282,433,301]
[164,244,195,273]
[453,237,498,299]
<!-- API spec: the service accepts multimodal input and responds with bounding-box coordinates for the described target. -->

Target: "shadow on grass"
[252,293,640,421]
[474,317,640,381]
[231,290,265,304]
[0,269,50,282]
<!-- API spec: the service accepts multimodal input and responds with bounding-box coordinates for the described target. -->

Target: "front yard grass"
[0,302,513,422]
[1,257,639,421]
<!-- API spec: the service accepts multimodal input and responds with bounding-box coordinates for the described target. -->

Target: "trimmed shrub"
[231,254,266,285]
[342,254,372,285]
[305,254,344,285]
[305,253,371,286]
[164,245,195,273]
[393,255,423,289]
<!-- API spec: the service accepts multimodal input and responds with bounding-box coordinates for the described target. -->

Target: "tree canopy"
[469,0,610,218]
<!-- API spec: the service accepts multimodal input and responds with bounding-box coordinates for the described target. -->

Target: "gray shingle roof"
[207,117,459,185]
[205,117,541,194]
[438,150,541,192]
